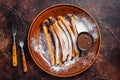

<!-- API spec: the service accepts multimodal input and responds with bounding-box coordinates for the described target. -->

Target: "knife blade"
[12,22,17,66]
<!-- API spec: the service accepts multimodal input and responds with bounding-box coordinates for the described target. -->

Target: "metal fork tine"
[19,30,24,47]
[12,23,16,33]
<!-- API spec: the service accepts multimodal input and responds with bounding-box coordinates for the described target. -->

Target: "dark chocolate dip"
[77,32,93,51]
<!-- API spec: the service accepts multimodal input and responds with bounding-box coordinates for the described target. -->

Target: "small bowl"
[77,32,94,51]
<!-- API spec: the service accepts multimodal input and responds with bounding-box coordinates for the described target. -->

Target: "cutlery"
[19,31,28,72]
[12,23,17,66]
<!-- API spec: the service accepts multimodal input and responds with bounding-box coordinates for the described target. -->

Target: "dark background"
[0,0,120,80]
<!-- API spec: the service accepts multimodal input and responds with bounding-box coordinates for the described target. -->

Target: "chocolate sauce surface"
[77,32,93,51]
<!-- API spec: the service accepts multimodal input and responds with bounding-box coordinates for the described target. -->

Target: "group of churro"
[42,15,80,66]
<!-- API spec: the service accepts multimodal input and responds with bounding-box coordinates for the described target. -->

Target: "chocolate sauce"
[77,32,93,51]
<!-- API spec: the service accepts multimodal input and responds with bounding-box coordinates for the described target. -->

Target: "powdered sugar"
[31,31,81,72]
[30,15,99,72]
[31,32,51,66]
[51,58,80,72]
[74,15,98,40]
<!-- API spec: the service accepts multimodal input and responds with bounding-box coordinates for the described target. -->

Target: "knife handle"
[12,44,17,66]
[22,51,28,72]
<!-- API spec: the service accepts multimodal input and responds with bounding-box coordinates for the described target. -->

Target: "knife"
[12,23,17,66]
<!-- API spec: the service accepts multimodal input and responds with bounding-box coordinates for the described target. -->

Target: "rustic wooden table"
[0,0,120,80]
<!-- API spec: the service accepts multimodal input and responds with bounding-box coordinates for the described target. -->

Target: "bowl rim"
[28,4,102,77]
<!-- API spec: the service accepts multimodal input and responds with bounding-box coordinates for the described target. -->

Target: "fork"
[12,23,17,66]
[19,34,28,72]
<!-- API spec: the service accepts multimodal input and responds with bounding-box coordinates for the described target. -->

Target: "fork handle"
[22,51,28,72]
[12,44,17,66]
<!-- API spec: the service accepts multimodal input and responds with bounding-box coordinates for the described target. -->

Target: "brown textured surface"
[0,0,120,80]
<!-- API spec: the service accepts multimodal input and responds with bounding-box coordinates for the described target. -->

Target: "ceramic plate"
[28,4,101,77]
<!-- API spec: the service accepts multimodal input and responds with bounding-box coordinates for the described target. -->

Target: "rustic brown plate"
[28,4,101,77]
